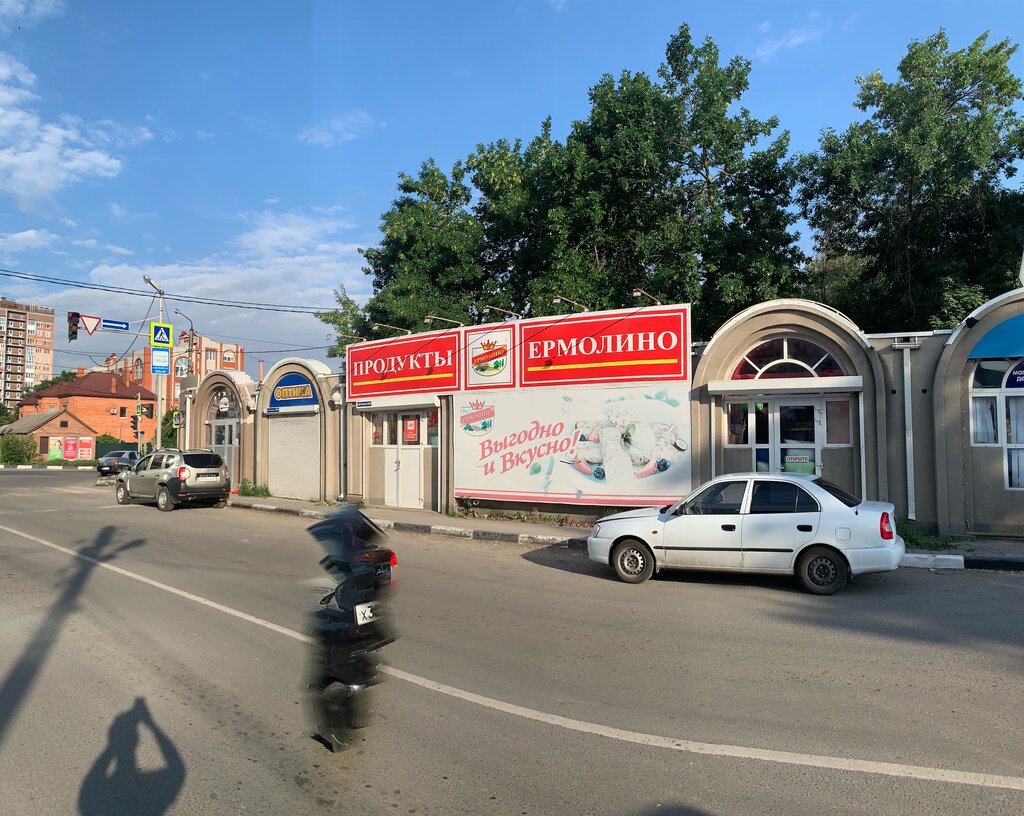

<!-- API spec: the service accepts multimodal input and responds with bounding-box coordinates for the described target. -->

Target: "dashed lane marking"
[3,521,1023,794]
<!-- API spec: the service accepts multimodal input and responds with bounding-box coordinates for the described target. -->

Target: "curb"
[228,499,590,549]
[226,502,1020,565]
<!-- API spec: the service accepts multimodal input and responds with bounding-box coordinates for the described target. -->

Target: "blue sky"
[0,0,1022,377]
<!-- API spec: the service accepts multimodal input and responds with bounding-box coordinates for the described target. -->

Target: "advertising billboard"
[347,331,461,400]
[453,384,691,506]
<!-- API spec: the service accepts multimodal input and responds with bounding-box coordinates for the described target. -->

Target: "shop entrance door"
[771,400,822,476]
[384,413,424,509]
[209,420,238,487]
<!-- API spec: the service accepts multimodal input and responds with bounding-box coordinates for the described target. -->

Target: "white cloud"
[297,111,383,148]
[109,202,127,220]
[0,52,148,212]
[0,0,64,31]
[234,209,356,259]
[547,0,568,11]
[0,226,57,251]
[754,16,825,61]
[71,237,134,256]
[195,129,215,139]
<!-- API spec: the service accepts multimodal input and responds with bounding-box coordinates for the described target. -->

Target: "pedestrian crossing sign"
[150,321,173,348]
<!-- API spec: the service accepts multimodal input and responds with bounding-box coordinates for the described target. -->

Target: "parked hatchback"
[587,473,904,594]
[115,448,230,511]
[96,450,140,476]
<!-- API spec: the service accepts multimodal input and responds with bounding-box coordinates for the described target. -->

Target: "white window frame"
[969,358,1024,490]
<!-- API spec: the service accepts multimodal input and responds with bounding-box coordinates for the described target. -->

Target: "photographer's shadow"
[78,697,185,816]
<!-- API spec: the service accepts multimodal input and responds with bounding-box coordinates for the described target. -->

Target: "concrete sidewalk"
[227,495,1024,571]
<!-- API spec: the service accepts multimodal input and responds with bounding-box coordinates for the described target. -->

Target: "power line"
[0,268,341,314]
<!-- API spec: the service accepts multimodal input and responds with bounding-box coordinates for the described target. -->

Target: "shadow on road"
[78,697,185,816]
[627,806,714,816]
[521,546,613,579]
[0,525,145,751]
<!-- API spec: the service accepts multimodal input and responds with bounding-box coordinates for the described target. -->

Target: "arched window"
[206,386,240,421]
[133,358,143,380]
[731,338,844,380]
[222,350,235,363]
[174,357,190,378]
[969,358,1024,489]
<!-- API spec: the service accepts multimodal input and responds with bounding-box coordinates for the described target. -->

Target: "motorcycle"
[305,508,398,752]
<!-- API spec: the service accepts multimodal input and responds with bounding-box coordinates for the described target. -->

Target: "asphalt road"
[1,469,1023,815]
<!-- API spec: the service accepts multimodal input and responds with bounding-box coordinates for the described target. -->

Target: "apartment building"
[0,298,55,409]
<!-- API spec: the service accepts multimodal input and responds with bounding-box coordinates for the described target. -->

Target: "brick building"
[112,331,244,408]
[20,369,157,442]
[0,408,97,461]
[1,298,55,408]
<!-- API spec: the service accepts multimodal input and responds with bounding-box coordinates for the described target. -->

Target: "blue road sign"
[150,321,173,348]
[151,347,170,375]
[101,318,130,332]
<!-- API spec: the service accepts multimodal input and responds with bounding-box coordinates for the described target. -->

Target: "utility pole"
[144,275,165,451]
[173,308,195,449]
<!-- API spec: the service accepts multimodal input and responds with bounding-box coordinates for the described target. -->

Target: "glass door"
[773,400,822,475]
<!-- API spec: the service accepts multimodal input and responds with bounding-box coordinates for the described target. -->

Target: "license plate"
[354,603,375,625]
[197,474,218,480]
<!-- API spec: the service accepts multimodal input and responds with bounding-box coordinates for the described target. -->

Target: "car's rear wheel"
[115,483,130,505]
[157,486,175,512]
[797,546,848,595]
[611,539,655,584]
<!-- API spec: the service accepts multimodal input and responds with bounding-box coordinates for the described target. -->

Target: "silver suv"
[115,448,230,511]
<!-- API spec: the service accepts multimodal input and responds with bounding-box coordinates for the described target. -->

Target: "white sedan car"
[587,473,905,594]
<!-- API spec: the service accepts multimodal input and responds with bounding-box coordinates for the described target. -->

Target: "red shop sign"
[347,332,461,399]
[519,307,689,387]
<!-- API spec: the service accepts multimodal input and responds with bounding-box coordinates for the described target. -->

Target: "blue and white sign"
[101,318,130,332]
[266,372,319,415]
[1007,361,1024,389]
[150,321,173,348]
[151,347,170,375]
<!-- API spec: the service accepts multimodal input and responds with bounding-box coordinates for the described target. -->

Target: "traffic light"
[131,416,138,431]
[67,312,80,342]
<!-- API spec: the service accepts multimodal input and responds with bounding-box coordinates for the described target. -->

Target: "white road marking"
[4,521,1023,793]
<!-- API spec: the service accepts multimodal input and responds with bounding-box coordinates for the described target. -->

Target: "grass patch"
[898,519,957,551]
[238,478,271,498]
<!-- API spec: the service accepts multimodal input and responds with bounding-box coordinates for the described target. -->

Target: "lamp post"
[143,275,165,451]
[424,315,464,327]
[482,305,522,320]
[551,294,590,312]
[173,308,195,449]
[632,287,662,305]
[173,308,195,374]
[371,323,412,335]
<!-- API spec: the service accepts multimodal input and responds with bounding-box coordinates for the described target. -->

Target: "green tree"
[0,434,36,465]
[317,284,369,357]
[23,370,75,397]
[160,410,177,449]
[799,30,1024,330]
[0,403,14,426]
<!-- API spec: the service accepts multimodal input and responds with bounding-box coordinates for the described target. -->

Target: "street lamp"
[632,287,662,305]
[551,294,590,312]
[335,333,364,343]
[371,322,412,335]
[482,305,522,320]
[173,308,195,374]
[143,275,165,453]
[424,315,464,327]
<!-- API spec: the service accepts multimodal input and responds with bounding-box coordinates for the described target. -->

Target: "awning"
[707,376,863,395]
[968,313,1024,359]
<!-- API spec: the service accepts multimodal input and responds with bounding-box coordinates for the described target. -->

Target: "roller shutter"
[268,414,321,499]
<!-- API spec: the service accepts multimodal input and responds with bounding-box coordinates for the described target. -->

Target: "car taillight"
[113,457,118,466]
[880,512,894,540]
[178,466,187,482]
[389,551,398,567]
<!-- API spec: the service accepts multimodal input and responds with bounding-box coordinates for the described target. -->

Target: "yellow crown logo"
[480,340,497,350]
[469,400,486,410]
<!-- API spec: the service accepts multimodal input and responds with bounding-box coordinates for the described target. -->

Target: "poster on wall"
[78,437,94,460]
[48,438,63,460]
[347,331,461,399]
[454,384,691,506]
[63,437,78,460]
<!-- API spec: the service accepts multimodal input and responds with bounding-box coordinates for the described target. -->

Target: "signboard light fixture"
[482,305,522,320]
[371,322,412,336]
[424,315,464,327]
[632,287,662,305]
[551,295,589,312]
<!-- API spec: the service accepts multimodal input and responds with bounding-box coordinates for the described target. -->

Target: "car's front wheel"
[115,482,130,505]
[797,546,849,595]
[157,486,175,512]
[611,539,655,584]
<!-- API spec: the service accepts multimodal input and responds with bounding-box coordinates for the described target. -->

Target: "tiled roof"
[0,408,97,436]
[21,372,157,403]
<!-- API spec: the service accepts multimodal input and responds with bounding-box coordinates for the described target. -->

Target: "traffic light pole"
[144,275,165,452]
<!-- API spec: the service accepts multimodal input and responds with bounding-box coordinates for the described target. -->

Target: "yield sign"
[80,315,101,335]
